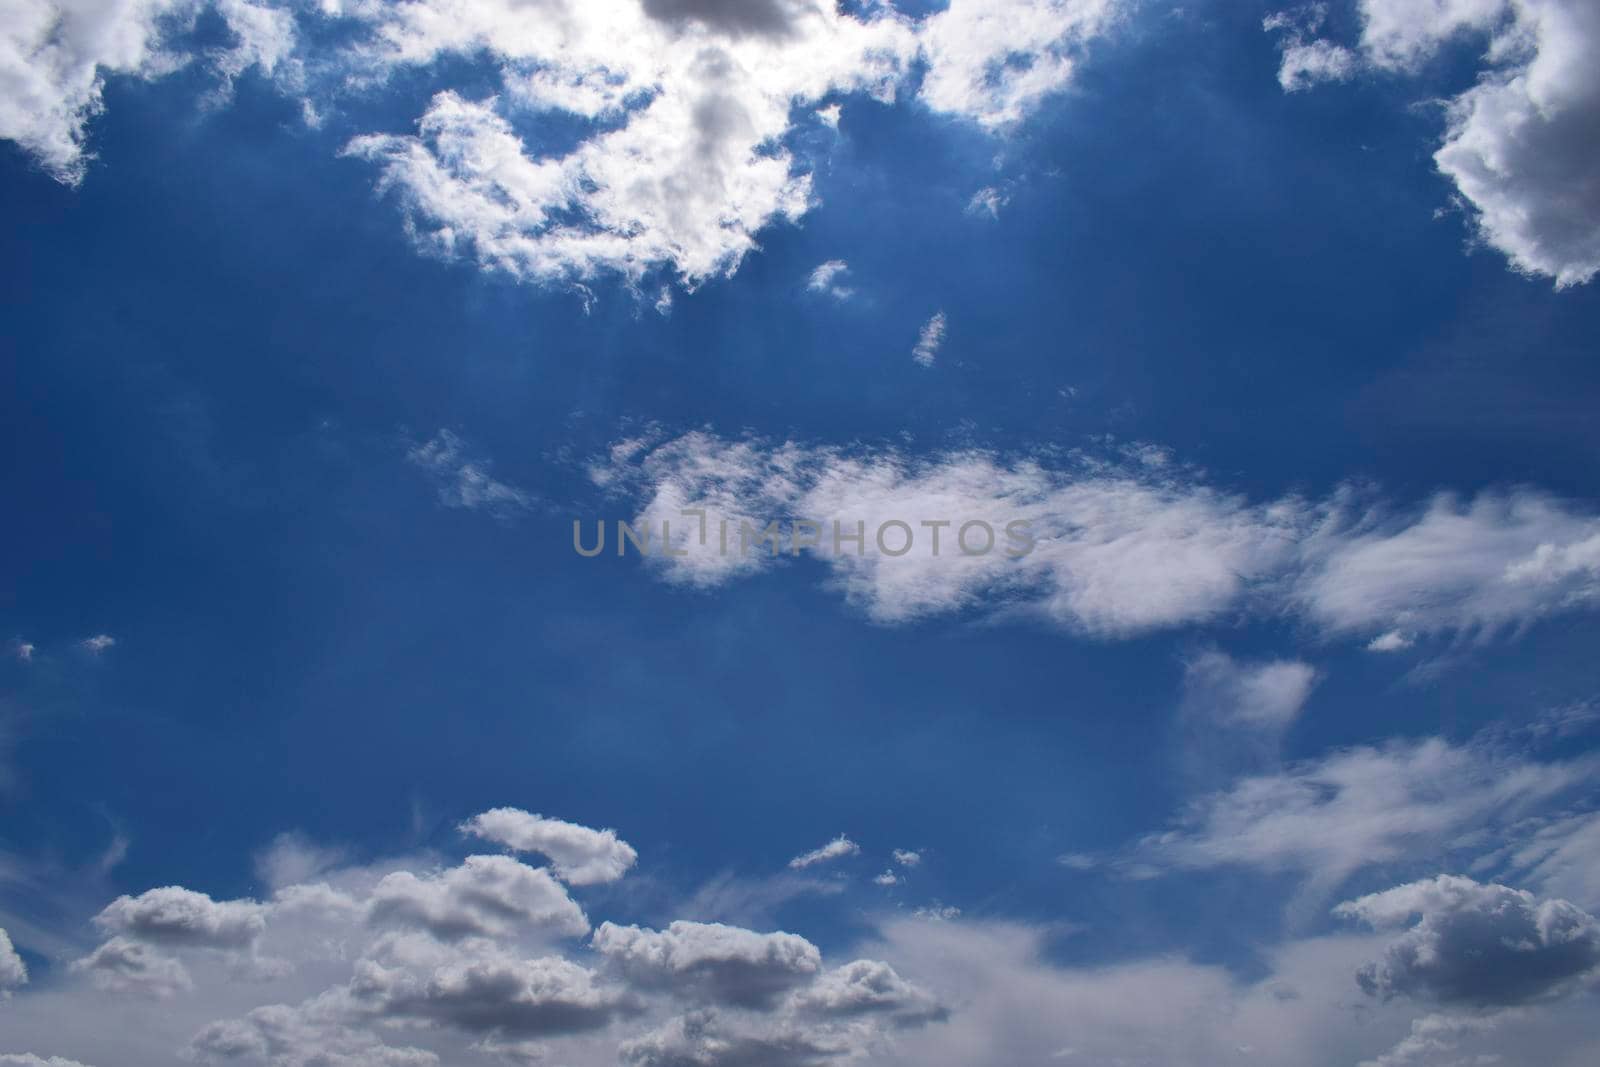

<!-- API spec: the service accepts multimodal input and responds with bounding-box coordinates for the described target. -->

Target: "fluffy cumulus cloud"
[1337,875,1600,1007]
[917,0,1121,129]
[1,1,1127,289]
[1266,0,1600,287]
[12,807,1600,1066]
[367,855,591,941]
[461,808,638,886]
[94,886,266,948]
[342,0,1068,287]
[0,0,190,183]
[593,920,821,1006]
[594,431,1600,642]
[0,809,944,1067]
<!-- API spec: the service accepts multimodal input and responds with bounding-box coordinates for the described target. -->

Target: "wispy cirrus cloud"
[407,430,536,519]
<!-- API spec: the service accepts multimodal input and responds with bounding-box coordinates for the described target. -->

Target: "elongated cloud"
[595,432,1600,642]
[460,809,638,886]
[788,835,860,869]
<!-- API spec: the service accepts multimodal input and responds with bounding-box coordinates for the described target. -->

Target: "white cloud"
[788,958,944,1023]
[917,0,1122,129]
[79,635,114,654]
[1277,38,1357,91]
[892,849,922,867]
[336,0,1130,287]
[1142,734,1596,900]
[0,927,27,991]
[340,1,915,289]
[1493,810,1600,911]
[1266,0,1600,287]
[912,310,946,366]
[964,185,1008,218]
[70,936,193,996]
[367,855,590,941]
[94,886,266,949]
[8,640,33,663]
[461,809,638,886]
[1296,489,1600,638]
[0,1,1128,292]
[0,1057,97,1067]
[805,258,854,300]
[1366,630,1414,652]
[0,0,299,185]
[619,1008,849,1067]
[39,821,1600,1067]
[1181,650,1317,732]
[1175,651,1319,780]
[598,432,1600,643]
[787,835,860,869]
[593,920,821,1007]
[407,430,535,517]
[343,934,622,1041]
[873,870,899,886]
[0,0,190,184]
[0,810,944,1067]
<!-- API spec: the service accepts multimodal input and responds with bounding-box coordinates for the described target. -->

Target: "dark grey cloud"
[640,0,809,38]
[1338,875,1600,1007]
[620,1009,846,1067]
[790,959,947,1026]
[593,921,821,1008]
[93,888,265,950]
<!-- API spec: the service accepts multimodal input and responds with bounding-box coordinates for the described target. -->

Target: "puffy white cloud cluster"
[0,807,942,1067]
[593,920,821,1006]
[1,1,1126,286]
[1265,0,1600,287]
[915,0,1120,128]
[341,0,1125,287]
[9,789,1600,1066]
[596,431,1600,642]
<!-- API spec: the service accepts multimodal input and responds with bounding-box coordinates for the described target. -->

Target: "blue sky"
[3,1,1600,1064]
